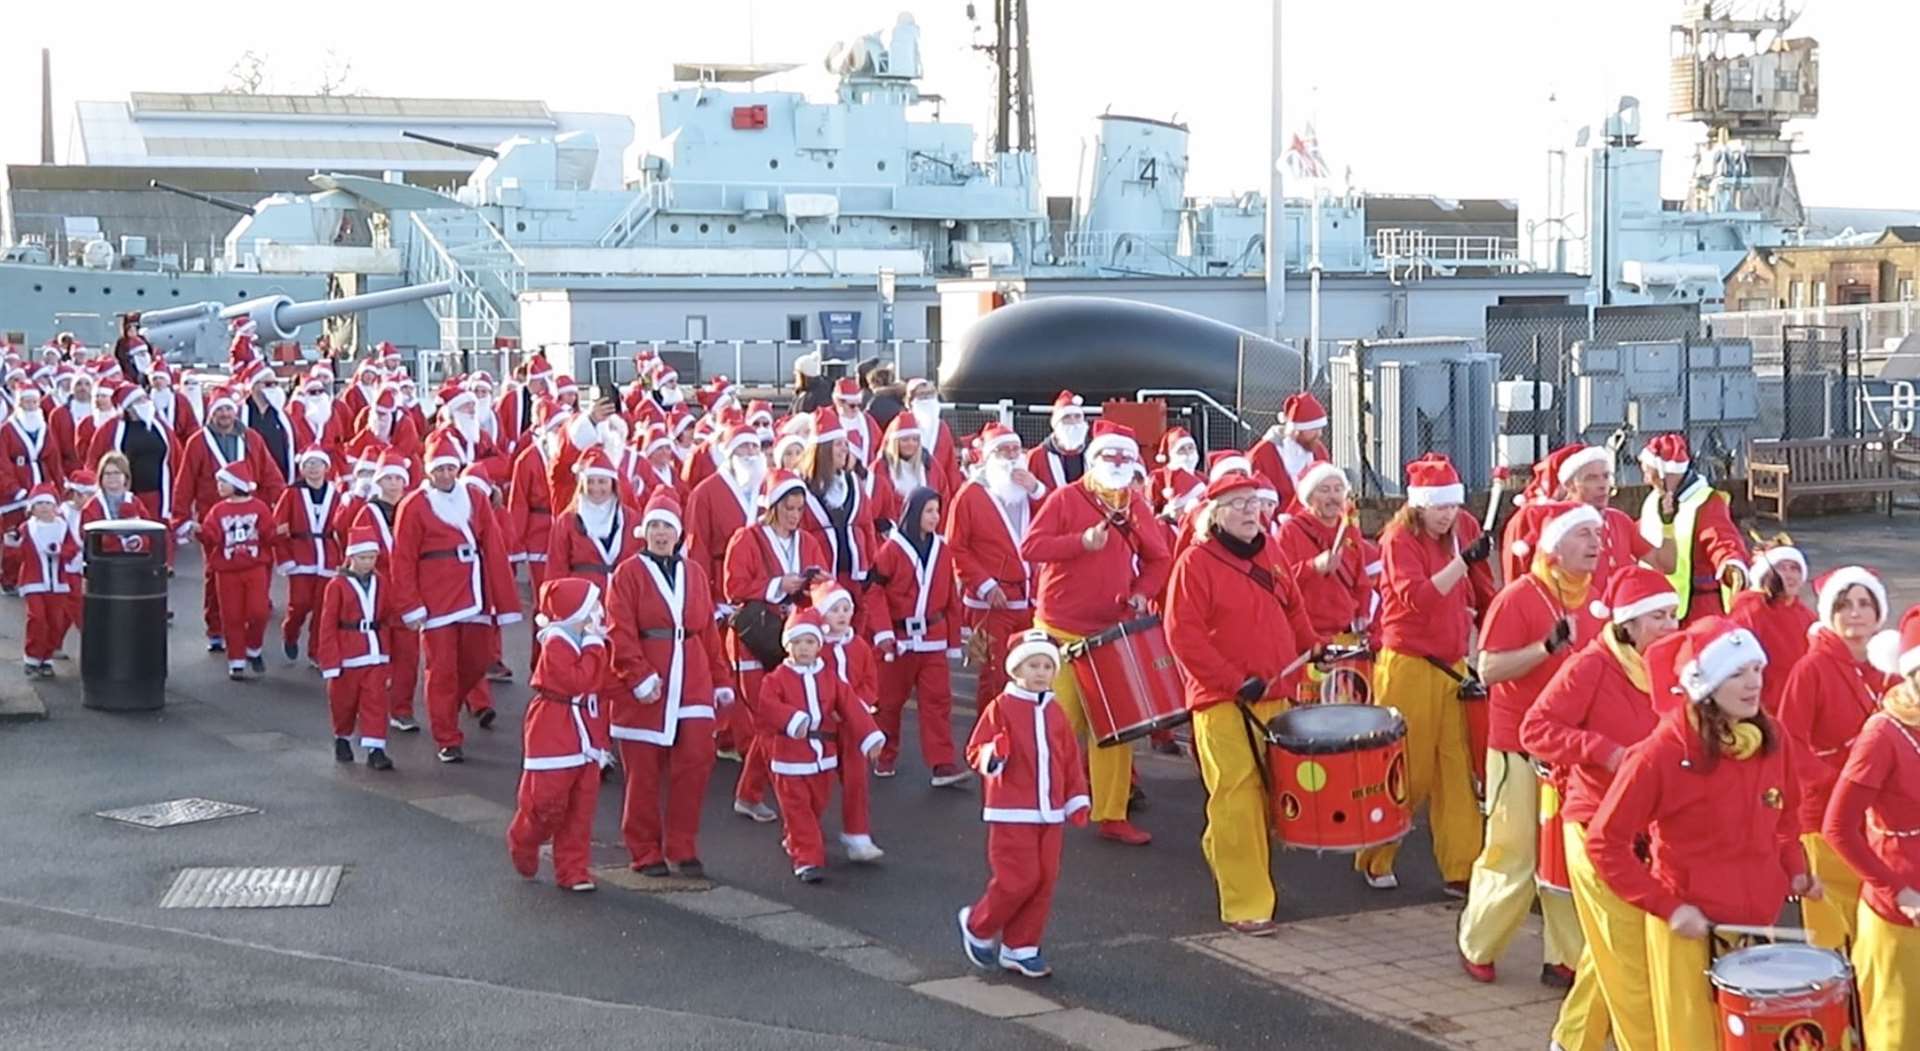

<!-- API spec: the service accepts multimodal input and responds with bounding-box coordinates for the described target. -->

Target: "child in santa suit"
[17,484,81,677]
[272,446,341,664]
[199,462,273,680]
[870,486,969,786]
[958,631,1091,979]
[757,606,884,883]
[812,578,885,863]
[509,576,614,892]
[317,525,398,770]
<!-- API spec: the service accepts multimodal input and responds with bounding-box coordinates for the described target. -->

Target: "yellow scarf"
[1530,552,1592,610]
[1884,678,1920,729]
[1085,476,1128,511]
[1602,627,1650,693]
[1687,705,1764,760]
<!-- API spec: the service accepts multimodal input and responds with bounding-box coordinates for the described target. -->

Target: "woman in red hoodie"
[1821,605,1920,1050]
[1728,538,1815,715]
[1586,616,1814,1051]
[1777,566,1897,950]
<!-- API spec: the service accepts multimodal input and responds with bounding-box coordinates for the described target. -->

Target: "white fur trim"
[1084,433,1138,462]
[1556,446,1613,484]
[1867,630,1910,677]
[1405,483,1464,508]
[1678,627,1767,701]
[980,430,1021,455]
[1285,414,1327,432]
[1816,565,1887,628]
[758,476,806,510]
[1595,591,1679,625]
[1747,546,1807,589]
[215,466,253,492]
[1004,633,1061,677]
[640,508,682,535]
[782,622,824,645]
[1208,455,1254,482]
[1295,462,1347,500]
[1536,504,1603,556]
[345,539,380,557]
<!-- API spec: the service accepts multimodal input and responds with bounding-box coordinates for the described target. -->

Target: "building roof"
[1878,226,1920,245]
[128,92,552,122]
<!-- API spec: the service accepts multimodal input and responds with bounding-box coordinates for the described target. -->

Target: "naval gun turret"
[136,281,453,360]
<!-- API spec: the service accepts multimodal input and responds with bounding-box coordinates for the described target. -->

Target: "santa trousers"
[522,559,547,674]
[875,650,956,769]
[617,726,716,868]
[1853,900,1919,1051]
[507,763,598,886]
[23,592,73,662]
[1035,620,1132,823]
[836,717,871,837]
[1192,698,1285,923]
[422,622,493,749]
[327,665,389,749]
[282,575,325,655]
[965,822,1063,957]
[463,626,499,716]
[1458,751,1583,969]
[967,607,1034,715]
[772,772,832,870]
[1558,822,1645,1051]
[1801,832,1863,951]
[388,627,419,720]
[1354,650,1478,883]
[731,667,774,807]
[213,567,270,666]
[1,511,22,588]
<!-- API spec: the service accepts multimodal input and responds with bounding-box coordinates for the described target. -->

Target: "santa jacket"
[79,490,156,555]
[273,481,342,576]
[503,442,556,565]
[825,630,879,713]
[524,627,613,771]
[171,426,287,527]
[86,416,174,517]
[685,470,756,599]
[868,530,965,653]
[1273,512,1371,640]
[0,417,65,512]
[1024,438,1083,494]
[1480,573,1603,753]
[1519,636,1658,826]
[316,571,396,675]
[1148,465,1204,519]
[391,483,521,630]
[1823,710,1920,928]
[802,476,881,585]
[1164,532,1318,711]
[545,499,643,592]
[16,515,81,595]
[755,658,884,776]
[48,403,85,472]
[1587,707,1807,925]
[199,496,274,574]
[607,552,731,747]
[1248,433,1328,511]
[836,410,883,466]
[341,497,402,575]
[966,686,1092,824]
[1374,516,1496,664]
[1020,481,1172,638]
[1778,627,1897,834]
[345,415,422,475]
[945,480,1044,612]
[1730,590,1817,715]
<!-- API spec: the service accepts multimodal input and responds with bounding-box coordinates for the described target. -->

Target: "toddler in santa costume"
[199,462,273,680]
[758,605,884,883]
[17,484,81,678]
[317,524,398,770]
[958,630,1091,979]
[509,576,614,892]
[812,578,885,862]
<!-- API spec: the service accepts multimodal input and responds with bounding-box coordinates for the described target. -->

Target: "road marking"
[910,976,1061,1018]
[408,793,515,825]
[738,910,870,951]
[1018,1007,1192,1051]
[820,945,925,983]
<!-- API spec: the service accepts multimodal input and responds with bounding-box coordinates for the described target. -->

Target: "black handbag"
[729,599,789,668]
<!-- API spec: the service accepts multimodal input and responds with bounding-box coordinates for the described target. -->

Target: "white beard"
[1053,422,1087,452]
[911,401,941,441]
[263,388,287,412]
[599,424,627,458]
[729,456,766,495]
[577,495,617,539]
[152,393,175,424]
[371,413,394,440]
[672,443,693,464]
[1090,461,1135,491]
[424,484,472,531]
[985,459,1026,506]
[133,403,157,426]
[92,407,115,427]
[14,410,43,433]
[454,413,481,445]
[304,395,333,428]
[1171,451,1199,473]
[1280,438,1314,482]
[890,457,927,495]
[477,405,499,438]
[658,386,685,407]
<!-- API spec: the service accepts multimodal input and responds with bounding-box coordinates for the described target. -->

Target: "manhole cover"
[96,798,260,829]
[159,865,344,909]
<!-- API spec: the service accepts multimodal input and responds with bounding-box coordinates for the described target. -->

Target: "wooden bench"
[1747,437,1920,523]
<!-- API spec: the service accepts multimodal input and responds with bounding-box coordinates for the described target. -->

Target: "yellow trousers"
[1458,751,1583,968]
[1853,900,1919,1051]
[1356,649,1479,882]
[1800,832,1862,951]
[1193,699,1287,923]
[1560,822,1654,1051]
[1642,915,1716,1051]
[1036,619,1133,823]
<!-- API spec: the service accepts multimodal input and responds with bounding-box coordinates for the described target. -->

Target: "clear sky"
[1,0,1912,208]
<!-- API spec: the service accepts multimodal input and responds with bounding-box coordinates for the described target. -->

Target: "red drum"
[1709,943,1857,1051]
[1534,763,1570,896]
[1461,681,1490,799]
[1062,616,1189,747]
[1266,704,1411,852]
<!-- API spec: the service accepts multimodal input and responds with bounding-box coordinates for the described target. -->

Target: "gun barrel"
[149,180,255,216]
[135,301,222,327]
[274,281,453,332]
[400,130,499,159]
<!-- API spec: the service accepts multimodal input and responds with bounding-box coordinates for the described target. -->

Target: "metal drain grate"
[96,798,260,829]
[159,865,343,909]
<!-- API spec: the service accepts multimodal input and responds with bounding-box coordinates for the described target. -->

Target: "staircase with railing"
[596,183,667,248]
[405,209,528,354]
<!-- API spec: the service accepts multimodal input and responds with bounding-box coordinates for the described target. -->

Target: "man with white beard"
[945,421,1047,705]
[650,368,689,414]
[288,370,345,469]
[683,424,766,760]
[431,377,507,481]
[902,378,959,491]
[466,372,503,449]
[49,372,91,470]
[633,422,682,502]
[1248,392,1332,512]
[0,382,66,593]
[1024,390,1090,492]
[240,363,299,487]
[149,367,199,442]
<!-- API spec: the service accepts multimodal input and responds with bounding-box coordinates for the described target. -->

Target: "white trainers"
[842,835,885,863]
[732,798,778,823]
[1363,871,1399,890]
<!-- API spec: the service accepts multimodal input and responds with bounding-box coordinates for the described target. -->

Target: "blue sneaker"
[999,949,1051,979]
[957,907,996,969]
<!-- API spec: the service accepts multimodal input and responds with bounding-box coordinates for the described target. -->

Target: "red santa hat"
[1529,501,1603,559]
[345,523,383,559]
[1670,615,1768,703]
[65,470,97,494]
[1204,471,1261,502]
[295,445,333,471]
[11,378,40,401]
[1207,450,1254,481]
[745,400,774,426]
[810,406,846,445]
[438,378,476,415]
[782,605,827,646]
[552,374,580,400]
[883,413,921,445]
[467,370,494,390]
[719,423,760,457]
[1813,566,1888,629]
[574,448,621,483]
[1155,426,1194,464]
[1050,390,1085,421]
[110,383,141,411]
[1404,454,1464,508]
[1588,565,1680,624]
[1004,628,1062,676]
[1294,461,1348,502]
[1554,443,1613,488]
[808,577,854,616]
[653,367,680,388]
[977,421,1021,456]
[1748,541,1808,589]
[216,461,256,494]
[24,482,59,508]
[352,363,380,387]
[525,355,554,382]
[1639,433,1691,477]
[373,450,411,486]
[461,462,498,496]
[831,377,863,405]
[666,407,696,439]
[370,387,399,415]
[205,385,240,415]
[1282,392,1328,433]
[423,433,465,473]
[639,486,683,536]
[307,361,335,384]
[1084,420,1139,461]
[536,576,600,629]
[759,468,808,510]
[636,422,670,455]
[1869,606,1920,679]
[906,377,937,400]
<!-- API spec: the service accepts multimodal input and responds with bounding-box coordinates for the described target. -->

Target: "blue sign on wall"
[819,311,861,360]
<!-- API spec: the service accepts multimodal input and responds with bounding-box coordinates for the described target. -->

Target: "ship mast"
[971,0,1035,155]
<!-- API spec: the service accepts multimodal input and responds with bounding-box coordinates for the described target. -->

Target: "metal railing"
[569,338,937,394]
[595,182,668,248]
[1704,300,1919,364]
[1374,229,1526,281]
[405,210,526,353]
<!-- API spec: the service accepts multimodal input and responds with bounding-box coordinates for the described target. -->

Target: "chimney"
[40,49,55,164]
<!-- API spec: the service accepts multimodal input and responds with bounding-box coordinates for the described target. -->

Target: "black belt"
[338,619,382,631]
[528,505,550,514]
[289,531,319,540]
[571,562,614,574]
[421,545,477,561]
[640,627,688,641]
[534,689,586,708]
[806,730,837,742]
[892,611,945,635]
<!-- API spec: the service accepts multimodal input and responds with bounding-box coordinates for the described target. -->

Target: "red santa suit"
[874,415,952,528]
[345,402,422,476]
[801,468,881,593]
[830,379,882,466]
[684,428,761,591]
[756,612,885,874]
[18,490,82,666]
[607,493,733,870]
[869,514,965,774]
[507,582,612,889]
[961,638,1091,965]
[78,488,156,554]
[505,436,559,583]
[391,439,522,753]
[945,425,1046,703]
[1636,436,1749,624]
[1247,392,1331,511]
[48,395,86,472]
[199,469,274,672]
[316,536,397,753]
[348,482,418,724]
[1,406,66,589]
[544,453,642,595]
[822,604,882,847]
[897,381,961,492]
[173,405,288,641]
[271,459,341,661]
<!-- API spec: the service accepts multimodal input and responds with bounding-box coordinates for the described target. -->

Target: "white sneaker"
[842,835,885,863]
[1364,872,1399,890]
[733,798,778,823]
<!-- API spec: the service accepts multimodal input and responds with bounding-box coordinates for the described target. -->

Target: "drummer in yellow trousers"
[1163,472,1322,935]
[1018,421,1172,846]
[1358,455,1494,892]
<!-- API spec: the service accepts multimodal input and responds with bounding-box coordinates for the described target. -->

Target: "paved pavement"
[1,508,1911,1050]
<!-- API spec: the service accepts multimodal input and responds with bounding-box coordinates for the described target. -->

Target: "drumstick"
[1709,923,1811,943]
[1481,465,1510,534]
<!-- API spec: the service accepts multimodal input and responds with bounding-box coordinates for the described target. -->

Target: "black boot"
[366,748,393,771]
[334,738,354,763]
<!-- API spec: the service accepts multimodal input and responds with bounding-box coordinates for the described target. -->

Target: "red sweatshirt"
[1163,532,1318,711]
[199,496,274,573]
[1519,637,1658,825]
[1375,516,1496,664]
[1020,481,1172,637]
[1729,590,1817,715]
[1273,512,1369,641]
[1778,628,1897,834]
[1821,711,1920,928]
[1480,574,1602,753]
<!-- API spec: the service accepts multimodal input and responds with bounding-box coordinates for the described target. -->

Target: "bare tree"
[315,50,357,97]
[223,50,269,95]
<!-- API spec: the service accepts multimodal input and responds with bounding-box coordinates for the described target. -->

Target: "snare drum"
[1265,704,1411,852]
[1710,943,1857,1051]
[1535,764,1570,896]
[1062,616,1190,747]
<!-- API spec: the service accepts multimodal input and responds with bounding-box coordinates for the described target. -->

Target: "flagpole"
[1307,88,1322,384]
[1266,2,1285,341]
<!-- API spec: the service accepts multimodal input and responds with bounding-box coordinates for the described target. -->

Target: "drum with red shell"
[1061,615,1190,747]
[1534,762,1571,896]
[1709,942,1857,1051]
[1265,704,1411,851]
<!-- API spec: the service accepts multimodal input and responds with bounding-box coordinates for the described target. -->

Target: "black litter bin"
[81,519,169,711]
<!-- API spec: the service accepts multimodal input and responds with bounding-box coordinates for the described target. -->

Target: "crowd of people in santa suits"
[11,325,1920,1025]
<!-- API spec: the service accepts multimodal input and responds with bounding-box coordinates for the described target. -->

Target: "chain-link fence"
[559,338,937,397]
